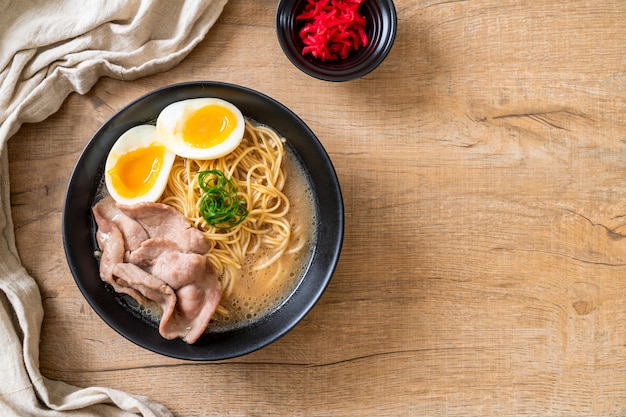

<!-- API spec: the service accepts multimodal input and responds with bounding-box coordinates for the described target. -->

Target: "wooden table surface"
[8,1,626,415]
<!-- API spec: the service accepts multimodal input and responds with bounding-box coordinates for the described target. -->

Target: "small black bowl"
[276,0,397,82]
[62,82,344,361]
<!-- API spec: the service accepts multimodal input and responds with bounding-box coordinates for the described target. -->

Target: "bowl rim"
[62,81,344,360]
[275,0,398,82]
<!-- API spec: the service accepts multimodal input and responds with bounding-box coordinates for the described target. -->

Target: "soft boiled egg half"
[104,125,176,205]
[156,98,245,160]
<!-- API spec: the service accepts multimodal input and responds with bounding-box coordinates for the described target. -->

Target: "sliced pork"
[112,262,177,322]
[93,196,148,252]
[117,202,210,254]
[92,196,221,344]
[150,252,222,343]
[126,238,181,268]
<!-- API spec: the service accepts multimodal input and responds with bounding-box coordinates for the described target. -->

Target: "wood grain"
[8,1,626,415]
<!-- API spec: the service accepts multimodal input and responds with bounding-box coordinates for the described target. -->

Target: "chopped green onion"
[197,170,248,230]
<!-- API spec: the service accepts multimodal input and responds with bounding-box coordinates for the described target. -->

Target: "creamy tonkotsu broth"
[117,138,317,334]
[207,146,316,331]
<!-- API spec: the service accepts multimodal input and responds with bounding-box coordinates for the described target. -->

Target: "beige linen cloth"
[0,0,227,415]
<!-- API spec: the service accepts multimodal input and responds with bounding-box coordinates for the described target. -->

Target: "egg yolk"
[107,144,166,198]
[182,104,237,148]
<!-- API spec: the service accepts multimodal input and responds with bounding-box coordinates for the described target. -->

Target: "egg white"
[104,124,176,205]
[156,98,245,160]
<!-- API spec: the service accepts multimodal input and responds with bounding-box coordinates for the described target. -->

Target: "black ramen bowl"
[62,81,344,361]
[276,0,397,82]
